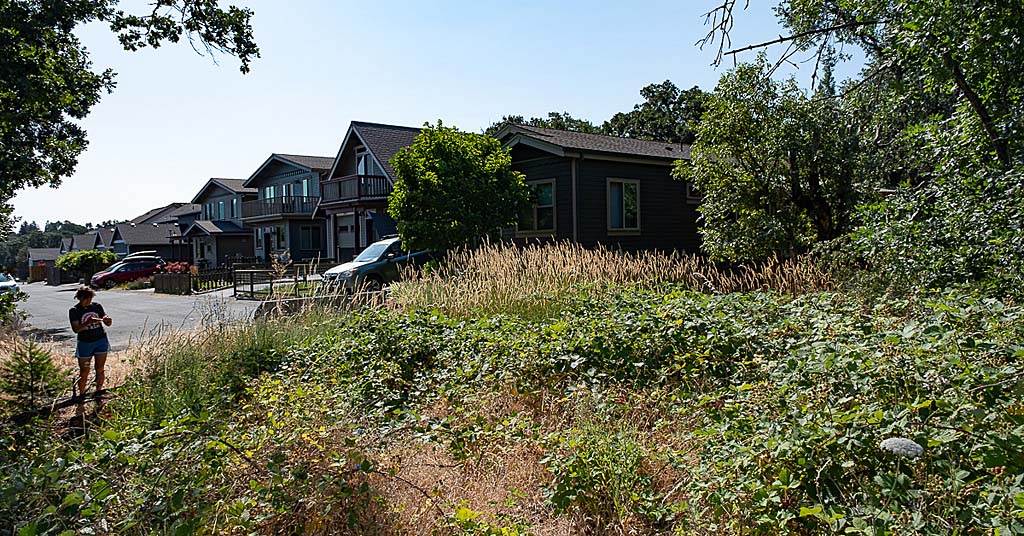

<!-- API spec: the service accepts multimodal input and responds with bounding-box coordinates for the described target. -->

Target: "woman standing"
[68,286,112,398]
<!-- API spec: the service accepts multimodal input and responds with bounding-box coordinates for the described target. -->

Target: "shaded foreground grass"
[3,282,1024,534]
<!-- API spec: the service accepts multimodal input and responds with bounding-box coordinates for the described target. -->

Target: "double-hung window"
[519,179,555,233]
[607,179,640,232]
[299,225,321,250]
[218,201,225,220]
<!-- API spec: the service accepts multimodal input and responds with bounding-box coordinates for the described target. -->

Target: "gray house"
[111,222,188,261]
[495,124,701,253]
[320,122,420,261]
[241,154,332,262]
[181,179,256,267]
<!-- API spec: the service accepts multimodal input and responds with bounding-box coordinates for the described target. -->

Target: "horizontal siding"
[511,149,573,240]
[576,159,700,252]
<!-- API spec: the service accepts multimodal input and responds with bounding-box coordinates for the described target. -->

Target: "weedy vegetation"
[1,242,1022,535]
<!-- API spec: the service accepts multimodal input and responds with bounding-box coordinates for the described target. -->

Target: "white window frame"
[517,178,556,235]
[606,178,641,233]
[686,182,703,204]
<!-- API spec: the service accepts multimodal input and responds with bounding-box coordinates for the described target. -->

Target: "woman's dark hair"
[75,286,95,301]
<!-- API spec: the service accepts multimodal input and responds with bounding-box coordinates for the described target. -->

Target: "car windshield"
[104,262,125,272]
[0,274,9,282]
[354,242,393,263]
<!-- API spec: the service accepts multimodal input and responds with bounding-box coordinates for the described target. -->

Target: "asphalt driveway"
[18,282,258,352]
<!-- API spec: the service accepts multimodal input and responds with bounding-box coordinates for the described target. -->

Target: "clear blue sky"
[13,0,861,227]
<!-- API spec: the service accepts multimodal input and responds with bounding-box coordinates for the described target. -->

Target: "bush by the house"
[54,250,116,278]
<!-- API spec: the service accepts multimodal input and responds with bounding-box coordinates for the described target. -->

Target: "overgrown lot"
[3,273,1023,534]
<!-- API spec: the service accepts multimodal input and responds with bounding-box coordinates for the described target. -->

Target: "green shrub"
[55,249,117,277]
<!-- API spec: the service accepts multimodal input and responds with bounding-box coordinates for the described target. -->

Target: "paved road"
[18,283,258,351]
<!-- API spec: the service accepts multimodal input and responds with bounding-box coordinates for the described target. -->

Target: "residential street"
[18,282,258,352]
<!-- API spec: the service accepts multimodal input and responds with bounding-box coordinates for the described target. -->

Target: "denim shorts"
[76,336,110,359]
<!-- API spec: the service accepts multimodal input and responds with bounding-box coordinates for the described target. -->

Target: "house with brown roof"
[320,121,421,261]
[494,124,702,252]
[241,154,332,262]
[181,179,257,267]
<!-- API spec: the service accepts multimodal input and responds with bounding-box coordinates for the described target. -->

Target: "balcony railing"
[321,174,391,204]
[242,196,319,219]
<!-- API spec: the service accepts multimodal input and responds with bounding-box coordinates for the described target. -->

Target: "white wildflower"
[879,437,924,458]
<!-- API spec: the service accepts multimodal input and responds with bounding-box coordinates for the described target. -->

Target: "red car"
[90,256,166,289]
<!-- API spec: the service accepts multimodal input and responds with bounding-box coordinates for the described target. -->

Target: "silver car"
[0,273,19,294]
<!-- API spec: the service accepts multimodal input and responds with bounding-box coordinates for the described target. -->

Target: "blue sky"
[13,0,862,226]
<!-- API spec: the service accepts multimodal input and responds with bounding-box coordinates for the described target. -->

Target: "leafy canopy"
[389,122,531,252]
[676,56,859,261]
[0,0,258,234]
[55,249,117,274]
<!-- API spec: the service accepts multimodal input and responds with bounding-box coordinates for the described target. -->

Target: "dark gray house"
[182,179,256,267]
[156,203,201,228]
[111,222,189,261]
[241,154,332,262]
[494,124,701,252]
[131,203,188,225]
[320,121,420,261]
[71,233,99,252]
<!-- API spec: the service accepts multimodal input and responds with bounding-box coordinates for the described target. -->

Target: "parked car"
[91,256,166,289]
[322,236,434,292]
[0,273,19,294]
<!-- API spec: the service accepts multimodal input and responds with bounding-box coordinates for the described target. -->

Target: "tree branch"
[941,51,1010,168]
[723,20,882,60]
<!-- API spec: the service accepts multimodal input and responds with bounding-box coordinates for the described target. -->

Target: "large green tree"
[603,81,708,144]
[483,111,602,137]
[675,57,860,261]
[1,0,258,234]
[389,122,531,252]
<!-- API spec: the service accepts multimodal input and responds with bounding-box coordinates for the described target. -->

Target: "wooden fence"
[233,262,332,300]
[153,269,234,295]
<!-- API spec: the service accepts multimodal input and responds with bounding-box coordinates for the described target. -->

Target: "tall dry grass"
[390,241,833,317]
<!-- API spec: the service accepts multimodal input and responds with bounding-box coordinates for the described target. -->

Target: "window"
[607,179,640,231]
[255,229,263,248]
[218,201,225,220]
[299,225,321,250]
[275,225,286,248]
[232,198,238,218]
[302,178,310,197]
[518,179,555,233]
[264,186,275,200]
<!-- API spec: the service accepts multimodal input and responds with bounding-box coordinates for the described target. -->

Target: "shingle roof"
[211,179,256,194]
[275,154,335,172]
[72,233,98,250]
[505,124,691,161]
[27,248,61,262]
[156,203,201,223]
[131,203,187,225]
[182,220,247,237]
[115,222,181,245]
[97,228,116,248]
[351,121,422,179]
[61,237,72,251]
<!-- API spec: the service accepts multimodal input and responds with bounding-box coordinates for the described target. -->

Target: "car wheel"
[364,276,383,293]
[104,279,116,289]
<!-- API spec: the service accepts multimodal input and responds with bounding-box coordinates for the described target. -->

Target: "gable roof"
[192,178,256,203]
[156,203,202,223]
[276,154,335,172]
[350,122,422,179]
[243,153,335,188]
[182,220,247,237]
[497,124,691,162]
[114,222,181,246]
[327,121,422,182]
[72,233,98,250]
[131,203,188,225]
[96,227,116,248]
[60,237,72,252]
[27,248,61,262]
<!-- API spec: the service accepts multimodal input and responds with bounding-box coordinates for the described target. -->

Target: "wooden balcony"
[321,174,392,204]
[242,196,319,220]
